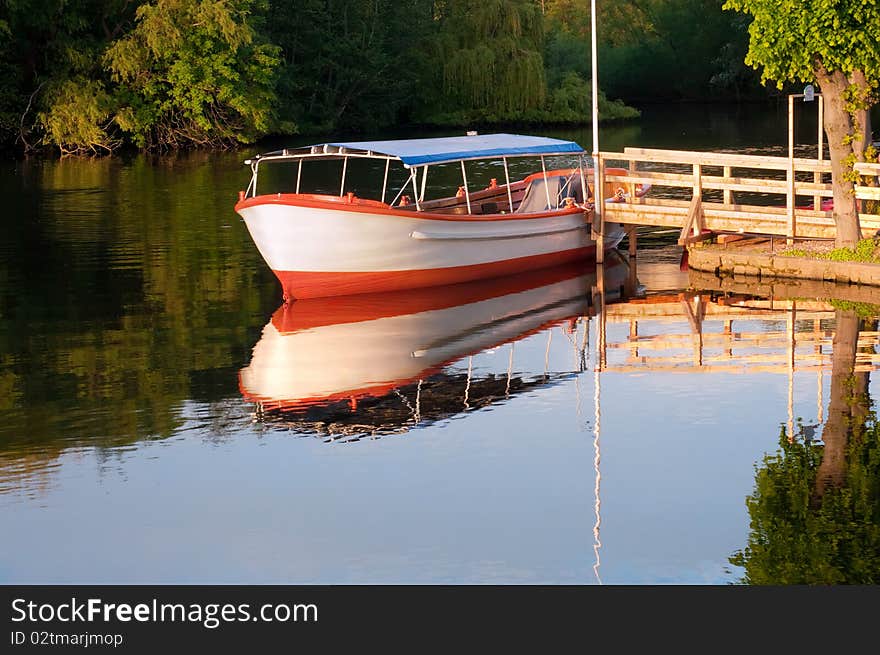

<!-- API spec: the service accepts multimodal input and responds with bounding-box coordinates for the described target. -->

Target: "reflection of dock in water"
[593,264,880,445]
[587,261,880,581]
[600,292,880,375]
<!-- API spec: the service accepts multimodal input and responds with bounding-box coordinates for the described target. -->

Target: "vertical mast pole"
[503,156,514,212]
[381,158,390,203]
[787,95,796,245]
[591,0,604,263]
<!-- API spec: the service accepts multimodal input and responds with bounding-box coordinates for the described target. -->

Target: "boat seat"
[559,173,586,203]
[514,176,564,213]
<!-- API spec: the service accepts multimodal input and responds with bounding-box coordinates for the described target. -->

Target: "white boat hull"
[235,194,624,299]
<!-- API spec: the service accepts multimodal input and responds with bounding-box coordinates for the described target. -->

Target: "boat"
[238,254,632,438]
[234,133,649,301]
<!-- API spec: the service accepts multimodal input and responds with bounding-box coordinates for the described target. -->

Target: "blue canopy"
[310,133,586,167]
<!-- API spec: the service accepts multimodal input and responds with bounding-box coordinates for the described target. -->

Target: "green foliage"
[423,0,548,122]
[105,0,282,150]
[548,70,593,121]
[533,0,768,104]
[723,1,880,247]
[780,237,880,262]
[722,0,880,89]
[547,71,639,122]
[0,0,128,150]
[730,416,880,583]
[829,237,880,262]
[0,0,283,153]
[37,77,119,155]
[828,300,880,318]
[827,237,880,262]
[858,144,880,214]
[0,0,823,153]
[263,0,434,134]
[415,0,640,127]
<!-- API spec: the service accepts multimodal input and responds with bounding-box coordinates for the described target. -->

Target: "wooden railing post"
[626,158,638,266]
[630,159,637,202]
[692,163,702,239]
[627,226,638,257]
[723,165,732,205]
[816,95,824,210]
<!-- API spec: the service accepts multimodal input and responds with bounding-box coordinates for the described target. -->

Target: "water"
[2,104,878,584]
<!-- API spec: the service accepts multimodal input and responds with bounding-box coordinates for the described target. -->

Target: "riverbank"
[686,236,880,287]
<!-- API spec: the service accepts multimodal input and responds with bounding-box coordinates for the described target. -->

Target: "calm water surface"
[2,104,878,584]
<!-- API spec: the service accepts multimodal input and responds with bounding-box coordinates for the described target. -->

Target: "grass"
[828,299,880,318]
[780,237,880,263]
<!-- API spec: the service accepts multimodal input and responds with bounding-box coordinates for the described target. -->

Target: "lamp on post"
[787,84,825,245]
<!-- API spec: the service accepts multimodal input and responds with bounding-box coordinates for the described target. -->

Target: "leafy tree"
[723,0,880,248]
[104,0,282,150]
[263,0,434,134]
[547,70,638,123]
[0,1,282,153]
[0,0,134,151]
[38,77,119,155]
[539,1,766,108]
[426,0,547,122]
[544,0,656,51]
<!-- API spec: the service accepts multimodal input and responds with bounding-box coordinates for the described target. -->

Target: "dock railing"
[597,148,880,244]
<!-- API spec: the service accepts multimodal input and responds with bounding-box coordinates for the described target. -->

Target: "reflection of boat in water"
[239,255,631,439]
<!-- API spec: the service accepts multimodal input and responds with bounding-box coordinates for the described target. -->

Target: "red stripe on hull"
[274,247,597,300]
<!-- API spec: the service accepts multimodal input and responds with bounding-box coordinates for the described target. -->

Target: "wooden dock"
[591,147,880,248]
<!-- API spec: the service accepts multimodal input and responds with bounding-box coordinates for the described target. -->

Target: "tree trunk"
[813,309,859,505]
[814,66,864,247]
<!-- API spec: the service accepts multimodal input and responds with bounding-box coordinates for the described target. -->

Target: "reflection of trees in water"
[731,310,880,584]
[0,155,275,459]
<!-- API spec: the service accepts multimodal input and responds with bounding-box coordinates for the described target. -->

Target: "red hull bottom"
[274,246,598,300]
